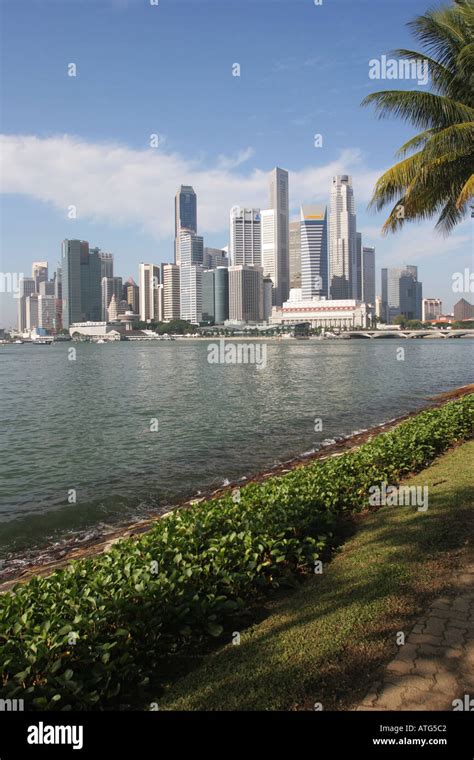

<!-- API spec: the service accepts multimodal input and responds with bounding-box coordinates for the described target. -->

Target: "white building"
[163,264,181,321]
[229,207,261,267]
[26,294,39,331]
[139,263,160,323]
[422,298,443,322]
[329,175,357,300]
[38,294,56,330]
[69,321,122,340]
[180,264,203,324]
[271,293,372,330]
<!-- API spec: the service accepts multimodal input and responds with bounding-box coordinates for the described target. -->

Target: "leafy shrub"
[0,395,472,709]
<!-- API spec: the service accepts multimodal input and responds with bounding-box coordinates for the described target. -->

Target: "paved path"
[357,556,474,710]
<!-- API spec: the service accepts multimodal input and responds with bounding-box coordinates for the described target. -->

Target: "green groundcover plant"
[1,395,472,710]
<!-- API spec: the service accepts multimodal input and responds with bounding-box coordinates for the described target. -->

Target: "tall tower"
[268,167,289,306]
[329,175,357,300]
[32,261,48,291]
[175,185,197,265]
[61,239,101,328]
[300,205,328,300]
[229,207,261,266]
[361,246,376,306]
[289,220,301,290]
[139,263,161,323]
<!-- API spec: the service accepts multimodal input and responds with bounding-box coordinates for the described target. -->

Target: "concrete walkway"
[357,555,474,710]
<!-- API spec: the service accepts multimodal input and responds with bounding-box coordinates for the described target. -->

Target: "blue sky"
[1,0,472,326]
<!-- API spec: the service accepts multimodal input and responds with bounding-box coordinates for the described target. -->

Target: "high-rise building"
[124,278,140,314]
[361,246,376,306]
[263,276,274,322]
[138,263,161,323]
[228,265,264,323]
[354,232,362,300]
[229,207,261,267]
[261,208,277,299]
[422,298,443,322]
[107,294,118,322]
[329,175,357,300]
[264,167,289,306]
[202,269,216,323]
[38,279,55,296]
[96,250,114,279]
[289,220,301,289]
[453,298,474,321]
[38,294,56,330]
[180,231,204,266]
[32,261,48,291]
[54,268,62,330]
[175,185,197,265]
[61,240,101,328]
[162,264,181,322]
[203,247,229,269]
[17,277,36,331]
[214,267,229,324]
[300,205,328,300]
[381,266,422,323]
[180,264,202,324]
[26,294,39,331]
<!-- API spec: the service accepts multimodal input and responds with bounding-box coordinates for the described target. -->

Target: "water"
[0,339,472,573]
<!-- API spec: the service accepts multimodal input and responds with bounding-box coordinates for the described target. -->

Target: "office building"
[381,266,422,323]
[32,261,48,291]
[38,294,56,330]
[203,247,229,269]
[26,294,39,331]
[101,276,123,321]
[300,205,328,300]
[138,263,161,323]
[361,246,376,306]
[228,265,264,323]
[61,240,102,328]
[354,232,362,300]
[329,175,357,300]
[124,278,140,314]
[180,231,204,266]
[96,250,114,279]
[180,263,202,324]
[38,279,55,296]
[175,185,197,265]
[289,220,301,289]
[202,269,216,323]
[422,298,443,322]
[229,207,261,267]
[162,264,181,322]
[17,277,36,331]
[453,298,474,321]
[263,277,274,322]
[268,167,289,305]
[214,266,229,324]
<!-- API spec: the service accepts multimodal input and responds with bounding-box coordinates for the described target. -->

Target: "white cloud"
[1,133,381,240]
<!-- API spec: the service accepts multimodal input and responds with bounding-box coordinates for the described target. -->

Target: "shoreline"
[1,382,473,593]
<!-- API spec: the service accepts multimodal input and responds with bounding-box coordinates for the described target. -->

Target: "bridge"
[344,330,471,339]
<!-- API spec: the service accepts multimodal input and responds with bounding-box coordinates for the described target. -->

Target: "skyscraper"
[381,266,422,323]
[124,278,140,314]
[214,267,229,324]
[138,263,161,323]
[180,264,202,324]
[175,185,197,265]
[263,167,289,306]
[101,277,123,321]
[203,247,229,269]
[61,240,101,328]
[329,175,357,300]
[202,269,216,323]
[361,246,376,306]
[32,262,48,291]
[17,277,36,331]
[180,231,204,266]
[229,207,262,266]
[289,220,301,290]
[300,205,328,300]
[26,294,39,331]
[354,232,362,300]
[162,264,181,322]
[38,294,56,330]
[228,265,264,323]
[96,250,114,279]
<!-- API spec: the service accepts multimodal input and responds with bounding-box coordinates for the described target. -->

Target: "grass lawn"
[157,441,474,711]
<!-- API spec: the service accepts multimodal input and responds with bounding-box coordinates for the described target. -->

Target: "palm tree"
[362,0,474,234]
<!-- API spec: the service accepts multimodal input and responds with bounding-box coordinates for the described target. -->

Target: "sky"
[1,0,472,327]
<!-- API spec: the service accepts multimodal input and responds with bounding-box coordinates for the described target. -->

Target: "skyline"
[1,0,472,326]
